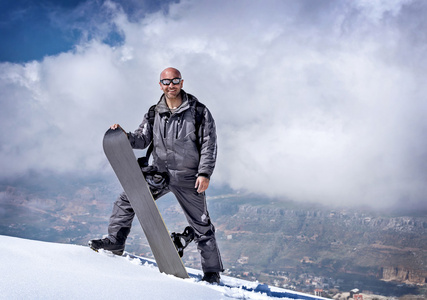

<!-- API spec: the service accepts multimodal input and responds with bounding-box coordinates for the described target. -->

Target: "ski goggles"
[160,78,182,85]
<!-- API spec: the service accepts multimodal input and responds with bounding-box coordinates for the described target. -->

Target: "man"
[89,67,223,284]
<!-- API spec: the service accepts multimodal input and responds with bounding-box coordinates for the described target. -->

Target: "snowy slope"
[0,235,324,299]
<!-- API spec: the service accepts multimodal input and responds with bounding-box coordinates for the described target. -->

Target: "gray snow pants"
[107,184,224,273]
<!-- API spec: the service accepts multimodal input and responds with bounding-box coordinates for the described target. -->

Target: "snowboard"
[103,128,189,279]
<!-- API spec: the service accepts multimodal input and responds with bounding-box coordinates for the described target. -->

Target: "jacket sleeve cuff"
[198,173,210,179]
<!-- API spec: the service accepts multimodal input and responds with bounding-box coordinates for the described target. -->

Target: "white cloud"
[354,0,414,22]
[1,0,426,209]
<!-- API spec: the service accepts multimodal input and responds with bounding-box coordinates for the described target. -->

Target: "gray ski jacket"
[128,90,217,188]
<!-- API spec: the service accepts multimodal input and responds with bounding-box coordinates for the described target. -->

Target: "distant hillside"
[208,196,426,296]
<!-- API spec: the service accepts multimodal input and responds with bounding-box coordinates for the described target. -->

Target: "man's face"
[159,69,184,100]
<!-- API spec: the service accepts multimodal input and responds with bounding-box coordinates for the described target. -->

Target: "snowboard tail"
[103,128,188,279]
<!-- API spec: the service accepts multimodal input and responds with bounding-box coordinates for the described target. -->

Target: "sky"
[0,0,426,210]
[1,235,308,299]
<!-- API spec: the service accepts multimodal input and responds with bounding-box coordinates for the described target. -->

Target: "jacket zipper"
[176,118,181,139]
[163,115,169,139]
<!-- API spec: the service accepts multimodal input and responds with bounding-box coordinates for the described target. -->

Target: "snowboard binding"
[171,226,195,257]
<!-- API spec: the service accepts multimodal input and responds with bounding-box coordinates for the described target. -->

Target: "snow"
[0,235,308,300]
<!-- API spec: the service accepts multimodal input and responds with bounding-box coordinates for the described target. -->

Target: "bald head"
[159,67,184,102]
[160,67,182,80]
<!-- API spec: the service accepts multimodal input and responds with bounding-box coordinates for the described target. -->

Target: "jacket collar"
[156,90,191,114]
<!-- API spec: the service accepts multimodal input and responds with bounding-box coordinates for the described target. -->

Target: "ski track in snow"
[0,235,319,299]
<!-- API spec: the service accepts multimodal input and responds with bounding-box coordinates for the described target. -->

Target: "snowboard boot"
[202,272,221,285]
[171,226,195,257]
[88,237,125,256]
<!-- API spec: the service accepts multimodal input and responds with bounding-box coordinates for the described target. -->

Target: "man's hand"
[110,124,128,136]
[195,176,210,193]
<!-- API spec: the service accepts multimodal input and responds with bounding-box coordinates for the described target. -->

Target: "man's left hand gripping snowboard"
[103,128,189,279]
